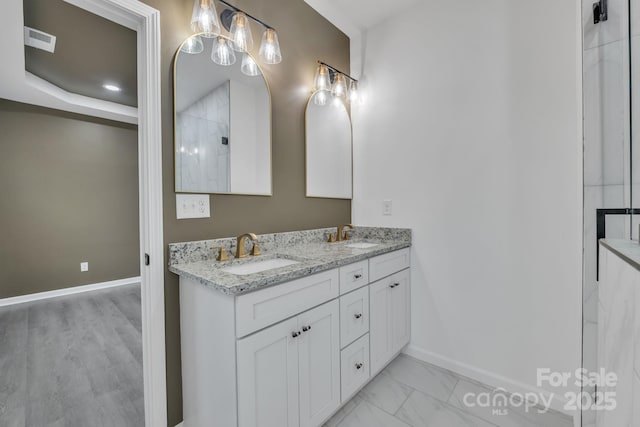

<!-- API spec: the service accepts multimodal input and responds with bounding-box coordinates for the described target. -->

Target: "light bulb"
[259,28,282,65]
[314,64,330,91]
[211,37,236,66]
[331,73,346,98]
[241,53,260,76]
[191,0,220,37]
[348,80,359,103]
[230,12,253,52]
[313,90,329,106]
[181,35,204,54]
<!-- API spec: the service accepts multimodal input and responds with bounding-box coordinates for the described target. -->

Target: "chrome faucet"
[235,233,259,258]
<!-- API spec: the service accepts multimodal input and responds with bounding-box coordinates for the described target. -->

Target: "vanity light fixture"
[190,0,283,65]
[191,0,221,37]
[229,12,253,52]
[211,36,236,66]
[314,61,360,105]
[181,34,204,54]
[241,53,260,76]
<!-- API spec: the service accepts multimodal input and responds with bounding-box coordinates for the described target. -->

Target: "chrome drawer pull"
[354,313,362,319]
[302,325,311,332]
[354,274,363,279]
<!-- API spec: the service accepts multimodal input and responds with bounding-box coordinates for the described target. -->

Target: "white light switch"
[382,200,392,216]
[80,262,89,272]
[176,194,211,219]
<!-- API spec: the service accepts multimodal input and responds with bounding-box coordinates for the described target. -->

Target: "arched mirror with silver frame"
[305,91,353,199]
[174,34,272,195]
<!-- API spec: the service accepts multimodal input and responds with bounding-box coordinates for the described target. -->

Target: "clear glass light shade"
[191,0,221,37]
[348,80,359,103]
[259,28,282,64]
[331,73,347,98]
[181,35,204,54]
[211,37,236,66]
[230,12,253,52]
[313,90,329,106]
[241,53,260,76]
[314,65,330,91]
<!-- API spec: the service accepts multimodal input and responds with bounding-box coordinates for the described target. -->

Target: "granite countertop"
[169,227,411,295]
[600,239,640,272]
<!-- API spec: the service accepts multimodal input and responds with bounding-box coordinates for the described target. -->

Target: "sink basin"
[221,258,300,275]
[345,242,379,249]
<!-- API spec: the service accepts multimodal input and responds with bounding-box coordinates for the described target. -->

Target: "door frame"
[63,0,167,425]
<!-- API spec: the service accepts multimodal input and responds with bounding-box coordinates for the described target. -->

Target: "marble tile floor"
[0,284,144,427]
[324,354,574,427]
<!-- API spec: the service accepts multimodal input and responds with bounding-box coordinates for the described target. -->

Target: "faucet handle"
[212,246,229,262]
[251,241,262,256]
[327,232,337,243]
[342,230,352,240]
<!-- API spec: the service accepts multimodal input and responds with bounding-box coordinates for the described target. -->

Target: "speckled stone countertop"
[600,239,640,272]
[169,226,411,295]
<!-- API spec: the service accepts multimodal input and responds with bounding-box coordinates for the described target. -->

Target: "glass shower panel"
[582,0,632,425]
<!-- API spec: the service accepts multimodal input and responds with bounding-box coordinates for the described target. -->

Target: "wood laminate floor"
[0,284,144,427]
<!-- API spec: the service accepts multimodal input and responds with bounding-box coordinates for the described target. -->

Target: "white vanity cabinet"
[237,300,340,427]
[179,247,410,427]
[370,268,411,376]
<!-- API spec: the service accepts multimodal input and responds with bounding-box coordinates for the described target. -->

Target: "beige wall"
[142,0,351,423]
[0,100,140,299]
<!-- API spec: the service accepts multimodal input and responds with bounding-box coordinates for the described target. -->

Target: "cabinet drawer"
[369,248,410,282]
[339,286,369,348]
[339,260,369,294]
[340,334,370,403]
[235,269,340,337]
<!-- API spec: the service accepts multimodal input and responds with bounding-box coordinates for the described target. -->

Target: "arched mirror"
[174,34,272,195]
[305,91,353,199]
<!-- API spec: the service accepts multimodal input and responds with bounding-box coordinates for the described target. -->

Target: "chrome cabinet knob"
[292,331,300,338]
[355,363,363,370]
[354,313,362,319]
[302,325,311,332]
[389,282,400,288]
[354,274,362,279]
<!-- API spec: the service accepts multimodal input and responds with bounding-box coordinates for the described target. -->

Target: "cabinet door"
[297,300,341,427]
[369,278,393,376]
[237,317,300,427]
[390,269,411,354]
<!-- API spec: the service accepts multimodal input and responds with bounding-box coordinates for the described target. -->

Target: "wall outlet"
[80,262,89,272]
[383,200,393,216]
[176,194,211,219]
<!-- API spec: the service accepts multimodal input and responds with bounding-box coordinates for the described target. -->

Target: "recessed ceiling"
[23,0,137,107]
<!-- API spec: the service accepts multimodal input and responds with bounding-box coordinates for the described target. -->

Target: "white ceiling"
[304,0,421,35]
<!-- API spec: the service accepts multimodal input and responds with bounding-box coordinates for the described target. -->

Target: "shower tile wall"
[582,0,632,424]
[176,81,230,192]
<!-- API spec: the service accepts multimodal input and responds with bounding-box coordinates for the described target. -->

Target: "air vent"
[23,26,56,53]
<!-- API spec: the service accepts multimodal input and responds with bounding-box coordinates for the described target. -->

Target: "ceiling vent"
[23,26,56,53]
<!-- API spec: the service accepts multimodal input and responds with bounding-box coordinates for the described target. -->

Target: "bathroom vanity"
[169,227,411,427]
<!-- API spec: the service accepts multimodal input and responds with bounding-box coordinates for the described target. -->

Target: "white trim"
[174,423,184,427]
[403,345,578,420]
[0,277,141,307]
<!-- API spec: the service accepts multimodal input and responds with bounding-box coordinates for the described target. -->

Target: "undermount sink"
[345,242,379,249]
[221,258,300,275]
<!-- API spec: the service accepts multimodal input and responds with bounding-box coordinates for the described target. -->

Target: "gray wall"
[144,0,351,423]
[0,100,140,298]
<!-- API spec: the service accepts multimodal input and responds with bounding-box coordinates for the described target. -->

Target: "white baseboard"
[0,276,141,307]
[403,344,578,421]
[174,423,184,427]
